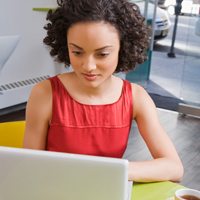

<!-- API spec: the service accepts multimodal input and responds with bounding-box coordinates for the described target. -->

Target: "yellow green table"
[132,181,185,200]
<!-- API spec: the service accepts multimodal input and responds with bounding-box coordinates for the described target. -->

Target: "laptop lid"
[0,146,131,200]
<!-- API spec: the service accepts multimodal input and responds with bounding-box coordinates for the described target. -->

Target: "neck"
[75,73,115,96]
[71,73,122,105]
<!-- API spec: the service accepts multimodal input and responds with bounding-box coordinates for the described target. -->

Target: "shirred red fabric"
[47,76,133,158]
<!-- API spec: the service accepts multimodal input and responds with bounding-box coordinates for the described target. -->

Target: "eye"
[97,52,109,58]
[72,51,83,56]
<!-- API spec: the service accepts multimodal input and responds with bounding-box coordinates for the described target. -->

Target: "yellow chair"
[0,121,25,148]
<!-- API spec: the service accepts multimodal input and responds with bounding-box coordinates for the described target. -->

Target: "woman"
[24,0,184,182]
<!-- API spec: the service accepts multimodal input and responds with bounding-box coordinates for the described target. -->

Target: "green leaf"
[32,7,56,12]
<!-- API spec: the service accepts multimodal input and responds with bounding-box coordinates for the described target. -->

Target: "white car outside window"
[130,0,171,41]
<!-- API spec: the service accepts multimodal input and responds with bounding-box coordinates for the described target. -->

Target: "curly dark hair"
[43,0,150,72]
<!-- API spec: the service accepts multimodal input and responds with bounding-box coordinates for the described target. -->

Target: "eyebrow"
[69,43,113,51]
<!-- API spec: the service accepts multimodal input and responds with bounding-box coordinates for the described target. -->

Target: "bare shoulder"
[130,83,156,119]
[30,79,52,98]
[130,83,154,107]
[26,79,52,122]
[130,83,149,97]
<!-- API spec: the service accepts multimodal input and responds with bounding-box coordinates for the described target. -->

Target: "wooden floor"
[124,109,200,190]
[0,108,200,190]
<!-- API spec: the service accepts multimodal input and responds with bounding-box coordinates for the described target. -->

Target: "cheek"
[68,54,80,68]
[99,59,118,73]
[105,53,119,68]
[68,52,75,63]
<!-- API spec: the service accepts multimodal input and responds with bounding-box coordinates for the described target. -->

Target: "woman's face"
[67,21,120,88]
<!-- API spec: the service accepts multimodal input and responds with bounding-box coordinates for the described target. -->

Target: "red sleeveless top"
[47,76,133,158]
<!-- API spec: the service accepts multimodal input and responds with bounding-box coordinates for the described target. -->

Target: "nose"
[81,55,96,72]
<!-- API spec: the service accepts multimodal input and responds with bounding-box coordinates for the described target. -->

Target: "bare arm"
[128,84,184,182]
[23,80,52,150]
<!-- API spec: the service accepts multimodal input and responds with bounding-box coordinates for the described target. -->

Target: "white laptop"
[0,146,133,200]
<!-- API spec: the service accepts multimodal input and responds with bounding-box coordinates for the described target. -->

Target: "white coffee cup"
[174,188,200,200]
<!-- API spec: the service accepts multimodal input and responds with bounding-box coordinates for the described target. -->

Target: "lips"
[82,73,99,81]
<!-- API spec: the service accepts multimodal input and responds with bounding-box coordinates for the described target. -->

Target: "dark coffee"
[181,195,200,200]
